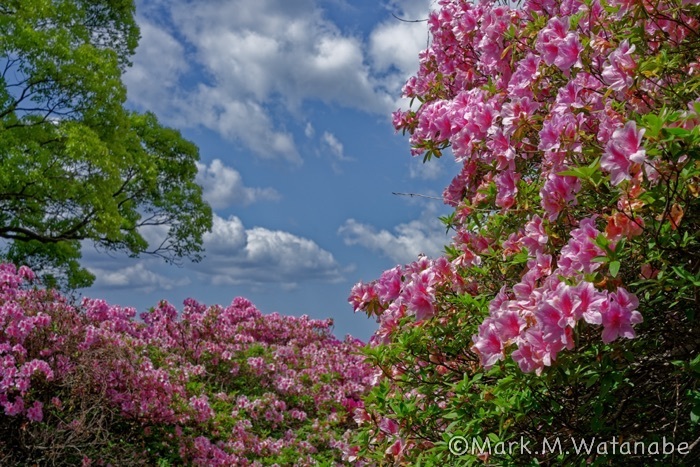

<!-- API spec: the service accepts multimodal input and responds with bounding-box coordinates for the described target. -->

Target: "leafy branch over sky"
[0,0,212,289]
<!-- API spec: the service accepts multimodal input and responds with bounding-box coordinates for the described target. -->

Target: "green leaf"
[609,260,621,278]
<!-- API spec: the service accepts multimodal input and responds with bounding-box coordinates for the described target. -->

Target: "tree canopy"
[0,0,212,288]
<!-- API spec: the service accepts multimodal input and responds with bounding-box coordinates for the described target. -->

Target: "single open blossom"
[540,173,581,220]
[405,270,436,321]
[554,32,583,70]
[602,40,637,91]
[495,169,520,209]
[471,323,505,368]
[375,267,403,303]
[536,16,568,65]
[601,120,646,185]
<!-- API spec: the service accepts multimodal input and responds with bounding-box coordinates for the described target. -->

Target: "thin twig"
[392,191,442,201]
[391,13,428,23]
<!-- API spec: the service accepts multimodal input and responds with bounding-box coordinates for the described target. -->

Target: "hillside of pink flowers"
[0,263,373,466]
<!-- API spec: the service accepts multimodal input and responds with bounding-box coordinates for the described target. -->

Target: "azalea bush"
[0,263,373,466]
[351,0,700,464]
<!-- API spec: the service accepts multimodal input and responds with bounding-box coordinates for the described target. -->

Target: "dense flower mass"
[357,0,700,374]
[353,0,699,464]
[0,263,373,466]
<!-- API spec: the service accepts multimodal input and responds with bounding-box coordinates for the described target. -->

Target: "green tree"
[0,0,212,288]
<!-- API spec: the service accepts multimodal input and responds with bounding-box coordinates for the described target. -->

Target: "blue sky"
[81,0,458,340]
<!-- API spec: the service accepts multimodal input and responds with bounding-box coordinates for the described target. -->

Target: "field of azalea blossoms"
[2,0,700,465]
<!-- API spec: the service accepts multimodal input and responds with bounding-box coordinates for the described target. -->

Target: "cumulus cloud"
[369,0,433,107]
[320,131,354,172]
[89,263,191,293]
[123,20,188,117]
[338,208,450,264]
[195,214,344,288]
[409,156,444,180]
[370,1,431,75]
[124,0,430,164]
[84,213,345,292]
[195,159,280,209]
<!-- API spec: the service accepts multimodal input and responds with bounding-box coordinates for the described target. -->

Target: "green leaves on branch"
[0,0,212,288]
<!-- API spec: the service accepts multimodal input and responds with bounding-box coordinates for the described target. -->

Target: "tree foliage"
[0,0,212,288]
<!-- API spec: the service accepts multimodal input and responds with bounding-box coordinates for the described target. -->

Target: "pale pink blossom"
[602,40,637,91]
[601,120,646,185]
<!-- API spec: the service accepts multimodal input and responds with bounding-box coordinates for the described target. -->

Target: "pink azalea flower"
[495,170,520,209]
[600,288,643,343]
[558,217,606,275]
[493,310,526,341]
[26,400,43,422]
[375,267,403,303]
[471,324,504,368]
[507,53,541,96]
[554,32,583,70]
[512,327,566,374]
[405,270,436,321]
[602,40,637,92]
[540,173,581,221]
[536,16,568,66]
[521,215,548,254]
[573,281,607,324]
[601,120,646,185]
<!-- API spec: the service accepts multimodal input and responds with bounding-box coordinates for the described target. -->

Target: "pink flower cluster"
[0,263,373,466]
[359,0,698,378]
[353,0,697,462]
[349,256,467,345]
[473,230,643,374]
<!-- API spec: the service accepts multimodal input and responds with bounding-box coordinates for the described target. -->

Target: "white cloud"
[409,156,444,180]
[195,159,280,209]
[123,20,187,118]
[125,0,431,164]
[304,122,315,138]
[321,132,345,160]
[195,214,344,287]
[167,0,394,113]
[338,208,449,264]
[89,263,191,293]
[190,89,302,164]
[369,1,431,76]
[84,214,345,292]
[368,1,434,112]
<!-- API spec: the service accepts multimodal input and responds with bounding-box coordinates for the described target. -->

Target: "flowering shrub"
[0,263,373,466]
[352,0,700,464]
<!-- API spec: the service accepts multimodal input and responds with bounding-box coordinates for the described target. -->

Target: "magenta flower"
[492,310,526,341]
[375,267,403,303]
[405,270,436,321]
[26,400,43,422]
[600,288,643,343]
[536,16,568,66]
[574,281,607,324]
[540,173,581,221]
[507,53,541,96]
